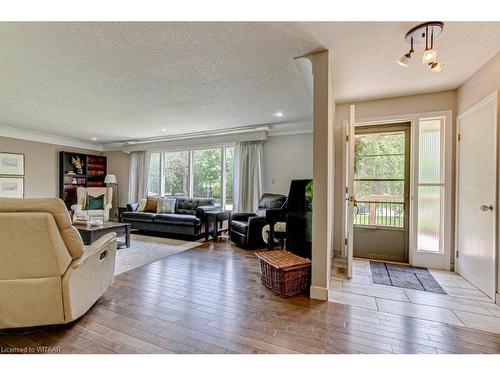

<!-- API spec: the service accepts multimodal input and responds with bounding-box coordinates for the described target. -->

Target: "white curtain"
[233,141,264,213]
[128,151,151,203]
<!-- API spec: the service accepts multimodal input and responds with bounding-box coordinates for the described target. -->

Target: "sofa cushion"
[157,197,177,213]
[87,194,104,210]
[175,198,200,215]
[121,212,156,223]
[136,198,147,212]
[255,193,287,217]
[154,213,200,226]
[230,220,249,235]
[144,196,159,213]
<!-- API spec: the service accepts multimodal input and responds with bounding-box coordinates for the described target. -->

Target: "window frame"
[148,145,235,210]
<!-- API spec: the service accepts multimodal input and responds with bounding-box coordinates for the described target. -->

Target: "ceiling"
[0,22,499,144]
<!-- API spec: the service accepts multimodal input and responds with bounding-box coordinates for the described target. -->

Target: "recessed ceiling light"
[160,128,167,132]
[91,137,97,141]
[275,112,284,117]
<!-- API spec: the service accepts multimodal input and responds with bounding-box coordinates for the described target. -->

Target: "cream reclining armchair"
[71,187,113,222]
[0,198,117,329]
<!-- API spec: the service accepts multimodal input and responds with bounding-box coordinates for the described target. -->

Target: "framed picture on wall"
[0,153,25,176]
[0,177,24,198]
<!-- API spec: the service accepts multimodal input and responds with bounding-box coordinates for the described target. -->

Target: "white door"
[457,93,498,300]
[345,105,356,278]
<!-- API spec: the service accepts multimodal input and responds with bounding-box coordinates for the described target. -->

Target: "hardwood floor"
[2,239,500,354]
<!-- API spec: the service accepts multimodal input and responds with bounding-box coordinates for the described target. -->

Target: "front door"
[353,123,411,262]
[457,93,497,300]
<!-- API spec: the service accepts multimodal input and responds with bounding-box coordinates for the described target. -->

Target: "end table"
[205,210,231,241]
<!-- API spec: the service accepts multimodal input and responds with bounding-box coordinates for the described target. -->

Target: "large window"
[147,146,234,210]
[417,118,444,253]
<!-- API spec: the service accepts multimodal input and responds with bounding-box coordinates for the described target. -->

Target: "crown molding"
[102,125,270,152]
[268,121,312,136]
[0,125,103,151]
[102,121,312,151]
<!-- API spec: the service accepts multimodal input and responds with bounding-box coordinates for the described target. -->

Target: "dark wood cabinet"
[59,152,107,209]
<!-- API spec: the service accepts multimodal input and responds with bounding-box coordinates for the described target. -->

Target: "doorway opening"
[353,122,411,263]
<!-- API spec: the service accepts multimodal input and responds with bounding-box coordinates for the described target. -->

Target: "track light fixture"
[397,22,445,72]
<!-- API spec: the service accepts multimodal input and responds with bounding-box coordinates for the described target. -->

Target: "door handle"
[480,204,494,212]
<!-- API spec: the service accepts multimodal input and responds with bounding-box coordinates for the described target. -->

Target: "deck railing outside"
[354,201,404,228]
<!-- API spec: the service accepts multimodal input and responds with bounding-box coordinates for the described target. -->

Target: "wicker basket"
[255,250,311,297]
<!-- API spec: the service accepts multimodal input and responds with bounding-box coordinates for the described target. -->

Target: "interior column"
[308,50,335,300]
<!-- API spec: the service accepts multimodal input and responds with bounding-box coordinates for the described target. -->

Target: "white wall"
[457,52,500,114]
[262,133,313,195]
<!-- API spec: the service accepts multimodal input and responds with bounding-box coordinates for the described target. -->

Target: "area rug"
[369,261,447,294]
[114,234,201,275]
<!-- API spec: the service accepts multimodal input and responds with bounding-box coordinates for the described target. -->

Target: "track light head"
[429,61,444,72]
[397,52,412,67]
[422,48,437,63]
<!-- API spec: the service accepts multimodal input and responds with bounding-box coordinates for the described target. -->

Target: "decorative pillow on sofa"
[175,198,199,215]
[87,194,105,210]
[143,196,159,213]
[136,198,147,212]
[157,197,177,213]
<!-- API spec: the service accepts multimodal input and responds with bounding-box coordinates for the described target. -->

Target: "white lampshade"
[104,174,117,184]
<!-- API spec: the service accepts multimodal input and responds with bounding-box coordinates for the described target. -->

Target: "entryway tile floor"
[329,258,500,335]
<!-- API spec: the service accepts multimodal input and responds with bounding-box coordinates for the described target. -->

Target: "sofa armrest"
[127,203,139,212]
[231,212,256,222]
[71,233,117,269]
[265,208,287,223]
[247,216,268,244]
[196,204,221,218]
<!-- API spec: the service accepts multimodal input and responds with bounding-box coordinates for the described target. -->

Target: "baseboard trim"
[496,293,500,306]
[310,285,329,301]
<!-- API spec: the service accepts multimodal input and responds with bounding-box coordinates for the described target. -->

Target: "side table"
[205,210,231,241]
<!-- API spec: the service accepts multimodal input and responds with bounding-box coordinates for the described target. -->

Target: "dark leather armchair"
[230,193,287,249]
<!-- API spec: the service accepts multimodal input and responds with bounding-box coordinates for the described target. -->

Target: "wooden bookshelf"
[59,152,107,209]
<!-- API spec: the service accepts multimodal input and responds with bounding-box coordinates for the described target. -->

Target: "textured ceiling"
[0,22,499,144]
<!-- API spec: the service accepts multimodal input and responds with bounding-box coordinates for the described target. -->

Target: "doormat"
[369,261,447,294]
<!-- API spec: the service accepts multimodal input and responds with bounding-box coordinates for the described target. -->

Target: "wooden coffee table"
[74,222,131,248]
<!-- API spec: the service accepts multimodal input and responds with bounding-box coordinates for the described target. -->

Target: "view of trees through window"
[147,147,234,209]
[354,131,406,227]
[193,149,222,204]
[164,151,189,196]
[148,152,161,196]
[225,147,234,210]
